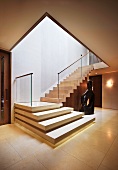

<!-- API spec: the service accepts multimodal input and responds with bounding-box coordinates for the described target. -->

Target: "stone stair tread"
[60,81,77,84]
[15,111,84,132]
[40,97,64,103]
[59,83,76,87]
[64,78,81,81]
[15,107,73,121]
[50,89,69,93]
[34,107,73,116]
[47,115,95,140]
[14,102,62,112]
[53,86,73,90]
[15,114,95,145]
[39,111,84,126]
[45,93,66,98]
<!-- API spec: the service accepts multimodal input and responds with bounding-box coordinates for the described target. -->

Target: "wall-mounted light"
[106,79,113,88]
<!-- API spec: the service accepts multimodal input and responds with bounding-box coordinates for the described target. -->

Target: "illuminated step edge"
[15,115,95,145]
[15,107,73,121]
[14,102,62,112]
[15,111,84,132]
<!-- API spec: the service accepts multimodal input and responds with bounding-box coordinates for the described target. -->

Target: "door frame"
[0,49,11,125]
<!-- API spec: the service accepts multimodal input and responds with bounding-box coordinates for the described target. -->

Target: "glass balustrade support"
[81,54,82,78]
[31,73,32,106]
[16,79,17,103]
[58,73,59,102]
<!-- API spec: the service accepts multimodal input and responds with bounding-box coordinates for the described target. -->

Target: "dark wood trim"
[10,12,108,66]
[0,47,10,53]
[9,52,11,123]
[0,49,11,124]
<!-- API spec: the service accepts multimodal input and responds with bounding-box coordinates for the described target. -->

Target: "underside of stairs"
[40,65,93,104]
[14,102,95,147]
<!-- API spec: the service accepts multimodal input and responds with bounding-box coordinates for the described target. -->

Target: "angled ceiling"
[0,0,118,74]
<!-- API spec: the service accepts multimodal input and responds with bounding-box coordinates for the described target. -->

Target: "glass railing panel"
[16,73,33,106]
[57,53,90,101]
[89,52,102,65]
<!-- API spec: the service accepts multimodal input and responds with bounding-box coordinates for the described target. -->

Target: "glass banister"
[15,73,33,106]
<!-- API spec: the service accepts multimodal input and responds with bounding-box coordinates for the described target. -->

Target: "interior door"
[0,50,11,125]
[89,75,102,107]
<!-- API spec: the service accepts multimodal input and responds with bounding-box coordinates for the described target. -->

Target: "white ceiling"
[0,0,118,74]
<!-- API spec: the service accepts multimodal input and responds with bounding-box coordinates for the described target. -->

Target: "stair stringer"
[63,78,88,111]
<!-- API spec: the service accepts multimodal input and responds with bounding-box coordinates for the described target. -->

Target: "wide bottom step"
[46,115,95,144]
[15,115,95,146]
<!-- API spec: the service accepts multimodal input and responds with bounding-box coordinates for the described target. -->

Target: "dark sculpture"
[79,80,95,114]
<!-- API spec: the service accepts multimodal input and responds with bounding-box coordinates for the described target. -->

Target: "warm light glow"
[107,130,112,138]
[106,79,113,88]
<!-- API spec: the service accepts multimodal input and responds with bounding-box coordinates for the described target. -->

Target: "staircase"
[14,102,95,146]
[14,65,95,146]
[40,65,93,103]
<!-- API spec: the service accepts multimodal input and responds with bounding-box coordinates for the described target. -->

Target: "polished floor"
[0,108,118,170]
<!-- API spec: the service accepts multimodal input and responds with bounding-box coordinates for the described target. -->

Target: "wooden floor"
[0,108,118,170]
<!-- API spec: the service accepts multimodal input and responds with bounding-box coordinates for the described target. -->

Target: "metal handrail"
[15,73,33,106]
[57,52,90,101]
[58,52,89,74]
[16,73,33,79]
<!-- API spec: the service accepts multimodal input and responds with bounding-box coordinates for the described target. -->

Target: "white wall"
[11,17,88,121]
